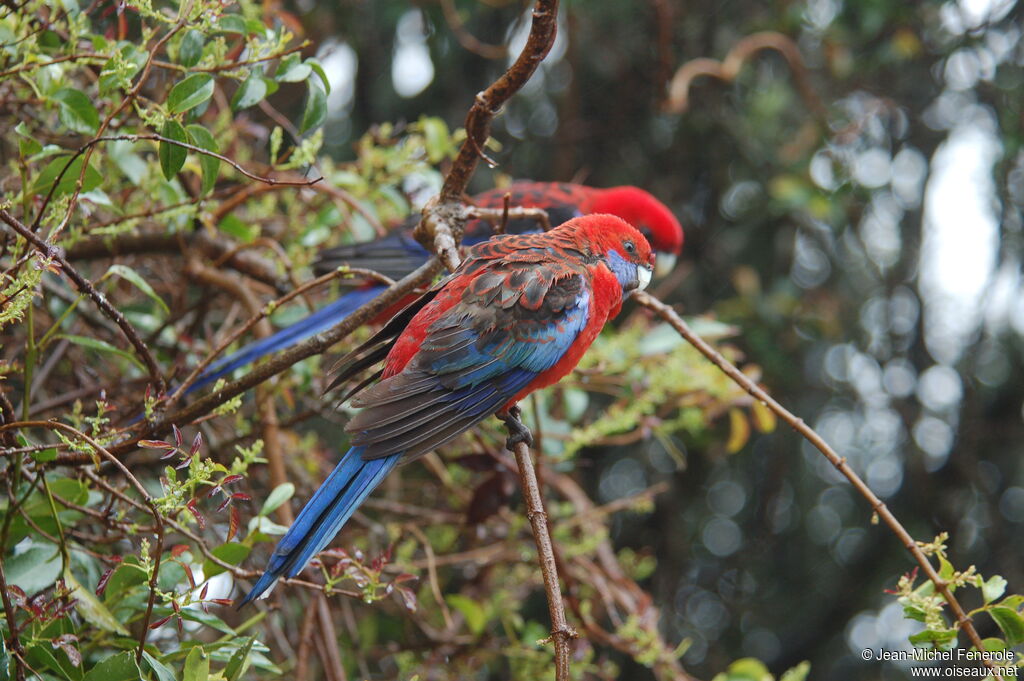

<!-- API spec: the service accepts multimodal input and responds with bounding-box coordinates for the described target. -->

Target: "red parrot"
[239,214,655,604]
[187,182,681,394]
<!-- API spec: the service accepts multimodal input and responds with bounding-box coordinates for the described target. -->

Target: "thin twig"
[0,547,26,681]
[0,207,166,394]
[634,291,1002,680]
[465,205,551,233]
[506,434,577,680]
[439,0,508,60]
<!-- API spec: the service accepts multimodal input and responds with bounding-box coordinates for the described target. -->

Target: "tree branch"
[634,291,1003,680]
[506,434,577,680]
[415,0,559,271]
[0,207,166,394]
[663,31,826,121]
[52,258,440,463]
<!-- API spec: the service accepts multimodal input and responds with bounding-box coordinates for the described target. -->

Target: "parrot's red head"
[588,186,684,276]
[565,214,655,295]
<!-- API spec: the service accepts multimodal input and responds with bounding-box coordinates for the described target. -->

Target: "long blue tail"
[186,286,385,395]
[238,446,402,606]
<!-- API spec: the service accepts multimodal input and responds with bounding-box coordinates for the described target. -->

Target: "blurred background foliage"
[1,0,1023,680]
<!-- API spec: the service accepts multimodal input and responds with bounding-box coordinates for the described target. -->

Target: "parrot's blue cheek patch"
[605,249,640,294]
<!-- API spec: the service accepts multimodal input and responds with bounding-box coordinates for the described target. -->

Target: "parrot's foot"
[498,406,534,450]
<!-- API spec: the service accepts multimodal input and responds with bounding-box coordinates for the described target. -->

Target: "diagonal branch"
[634,291,1003,680]
[0,207,165,394]
[87,258,441,461]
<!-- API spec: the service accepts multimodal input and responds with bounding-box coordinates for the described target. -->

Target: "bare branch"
[634,291,1003,679]
[664,31,826,120]
[504,425,577,680]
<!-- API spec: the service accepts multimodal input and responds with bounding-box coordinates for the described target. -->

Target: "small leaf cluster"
[890,533,1024,655]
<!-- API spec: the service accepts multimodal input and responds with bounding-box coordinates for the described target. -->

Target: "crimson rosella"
[188,182,681,394]
[238,214,655,604]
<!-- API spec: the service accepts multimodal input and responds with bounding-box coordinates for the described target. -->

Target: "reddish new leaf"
[227,505,240,542]
[139,439,174,450]
[185,499,206,529]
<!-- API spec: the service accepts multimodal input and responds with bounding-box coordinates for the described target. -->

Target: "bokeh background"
[286,0,1024,678]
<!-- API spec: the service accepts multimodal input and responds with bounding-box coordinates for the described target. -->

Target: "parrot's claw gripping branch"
[498,406,535,450]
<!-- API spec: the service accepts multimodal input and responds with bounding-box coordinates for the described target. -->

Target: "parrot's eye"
[624,240,636,255]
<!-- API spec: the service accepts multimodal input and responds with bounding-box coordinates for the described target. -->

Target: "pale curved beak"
[655,253,678,277]
[637,265,653,291]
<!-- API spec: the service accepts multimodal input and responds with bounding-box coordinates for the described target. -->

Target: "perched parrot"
[238,214,655,605]
[187,182,682,394]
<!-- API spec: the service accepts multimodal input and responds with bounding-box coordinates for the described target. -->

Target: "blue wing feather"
[188,287,384,395]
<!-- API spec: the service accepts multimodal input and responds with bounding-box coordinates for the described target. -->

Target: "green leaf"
[53,88,99,135]
[5,543,62,594]
[159,119,188,180]
[177,608,236,635]
[0,636,8,681]
[305,57,331,94]
[988,607,1024,646]
[938,554,955,582]
[31,447,57,462]
[101,558,149,600]
[142,652,178,681]
[711,658,772,681]
[217,14,248,34]
[779,661,811,681]
[64,568,131,636]
[300,81,326,133]
[446,594,486,635]
[83,651,141,681]
[103,263,170,314]
[908,628,958,648]
[203,542,251,578]
[260,482,294,516]
[982,575,1008,604]
[421,116,452,163]
[185,124,220,195]
[218,214,259,243]
[224,636,256,681]
[178,29,204,67]
[56,334,145,370]
[979,637,1008,652]
[26,641,82,681]
[15,121,42,157]
[274,53,311,82]
[168,74,215,114]
[231,73,268,111]
[32,155,102,197]
[183,646,209,681]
